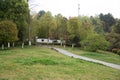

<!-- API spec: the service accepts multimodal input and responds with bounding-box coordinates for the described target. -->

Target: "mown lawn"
[62,47,120,65]
[0,46,120,80]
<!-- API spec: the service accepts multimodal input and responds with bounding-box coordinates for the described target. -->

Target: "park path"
[53,47,120,70]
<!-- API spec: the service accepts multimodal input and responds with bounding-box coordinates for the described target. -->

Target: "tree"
[99,13,116,32]
[105,19,120,49]
[36,10,46,19]
[37,12,57,39]
[67,17,80,47]
[0,20,18,49]
[81,34,109,51]
[114,19,120,34]
[0,0,29,44]
[55,14,68,45]
[90,16,104,35]
[78,16,94,40]
[30,17,40,43]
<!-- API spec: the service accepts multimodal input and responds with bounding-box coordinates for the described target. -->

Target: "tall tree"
[99,13,116,32]
[67,17,80,46]
[0,0,29,43]
[36,10,46,20]
[78,16,94,40]
[37,12,56,39]
[105,19,120,49]
[55,14,67,40]
[90,16,104,35]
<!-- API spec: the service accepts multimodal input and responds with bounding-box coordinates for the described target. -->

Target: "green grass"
[0,46,120,80]
[61,47,120,65]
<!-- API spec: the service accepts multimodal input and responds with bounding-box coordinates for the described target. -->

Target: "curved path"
[53,47,120,70]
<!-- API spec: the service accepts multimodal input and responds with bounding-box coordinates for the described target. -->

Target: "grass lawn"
[0,46,120,80]
[61,46,120,65]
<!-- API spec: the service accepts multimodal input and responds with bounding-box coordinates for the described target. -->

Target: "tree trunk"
[22,42,24,48]
[12,42,15,47]
[29,41,31,46]
[2,44,4,50]
[72,44,74,48]
[8,42,10,48]
[64,45,66,48]
[61,42,63,46]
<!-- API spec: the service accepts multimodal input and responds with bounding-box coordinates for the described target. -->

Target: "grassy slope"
[62,47,120,65]
[0,46,120,80]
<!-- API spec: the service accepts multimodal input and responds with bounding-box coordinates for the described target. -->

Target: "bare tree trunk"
[61,42,63,46]
[8,42,10,48]
[64,45,66,48]
[29,41,31,46]
[2,44,4,50]
[72,44,74,48]
[22,42,24,48]
[12,42,15,47]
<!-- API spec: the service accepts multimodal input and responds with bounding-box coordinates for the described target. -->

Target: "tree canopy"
[0,0,29,42]
[0,20,18,43]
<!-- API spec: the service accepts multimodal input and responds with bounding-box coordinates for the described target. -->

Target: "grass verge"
[0,46,120,80]
[61,46,120,65]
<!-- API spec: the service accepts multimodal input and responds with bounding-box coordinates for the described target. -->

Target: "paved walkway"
[53,47,120,70]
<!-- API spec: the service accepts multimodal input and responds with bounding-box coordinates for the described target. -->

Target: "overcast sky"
[29,0,120,18]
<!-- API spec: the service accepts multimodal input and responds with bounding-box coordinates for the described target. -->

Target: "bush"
[112,48,120,55]
[117,50,120,55]
[0,20,18,43]
[81,34,109,51]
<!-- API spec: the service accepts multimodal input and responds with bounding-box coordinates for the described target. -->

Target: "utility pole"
[78,4,80,16]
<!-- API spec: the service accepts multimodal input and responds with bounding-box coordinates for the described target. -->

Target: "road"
[53,47,120,70]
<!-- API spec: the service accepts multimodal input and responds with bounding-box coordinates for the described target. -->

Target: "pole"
[78,4,80,16]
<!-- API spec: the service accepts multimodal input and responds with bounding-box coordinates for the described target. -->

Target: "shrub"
[117,50,120,55]
[81,34,109,51]
[112,48,120,55]
[0,20,18,43]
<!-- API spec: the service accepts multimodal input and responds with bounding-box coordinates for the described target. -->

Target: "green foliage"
[105,31,120,49]
[112,49,120,55]
[37,12,56,38]
[81,34,109,51]
[0,20,18,43]
[105,19,120,50]
[55,14,67,40]
[99,13,116,32]
[0,0,29,42]
[67,17,80,45]
[117,50,120,55]
[113,19,120,34]
[90,16,104,34]
[67,16,95,46]
[36,10,46,19]
[78,16,95,40]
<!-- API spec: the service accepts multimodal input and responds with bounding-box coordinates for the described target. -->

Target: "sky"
[28,0,120,18]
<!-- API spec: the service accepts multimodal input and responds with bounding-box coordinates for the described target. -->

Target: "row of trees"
[0,0,119,54]
[30,11,120,53]
[0,0,29,49]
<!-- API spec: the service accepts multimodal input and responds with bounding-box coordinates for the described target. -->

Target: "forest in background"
[0,0,120,55]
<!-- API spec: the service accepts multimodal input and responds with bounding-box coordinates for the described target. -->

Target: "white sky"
[29,0,120,18]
